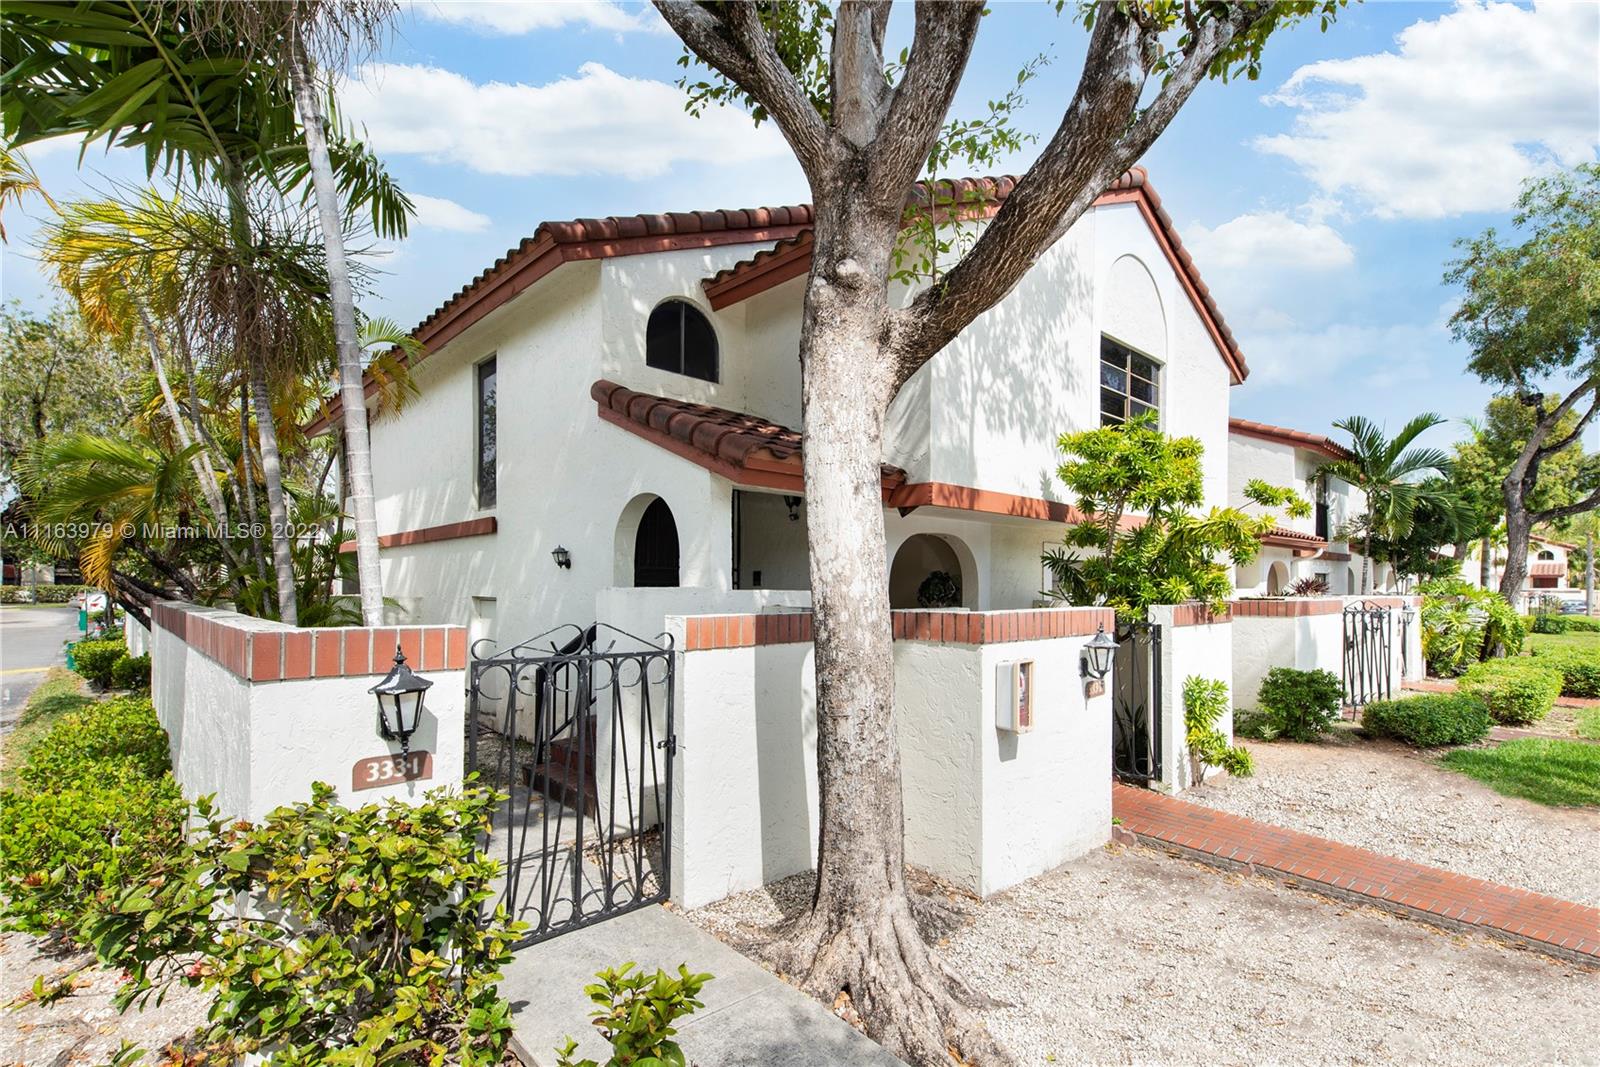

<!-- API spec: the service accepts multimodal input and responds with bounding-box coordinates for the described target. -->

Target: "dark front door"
[634,498,680,587]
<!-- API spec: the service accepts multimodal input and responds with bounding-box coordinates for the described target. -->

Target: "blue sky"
[3,0,1597,453]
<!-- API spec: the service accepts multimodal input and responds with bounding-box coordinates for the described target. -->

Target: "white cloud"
[407,192,491,232]
[409,1,665,35]
[1186,210,1356,272]
[1254,0,1599,219]
[341,62,788,180]
[1241,320,1443,387]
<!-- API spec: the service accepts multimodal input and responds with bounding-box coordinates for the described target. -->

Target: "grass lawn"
[1441,738,1600,808]
[1,667,95,788]
[1527,630,1600,653]
[1579,706,1600,740]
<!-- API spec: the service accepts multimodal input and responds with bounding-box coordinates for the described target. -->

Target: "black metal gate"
[467,623,675,947]
[1342,601,1393,710]
[1112,622,1162,783]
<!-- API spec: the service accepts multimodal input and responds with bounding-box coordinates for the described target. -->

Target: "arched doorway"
[889,533,973,609]
[632,497,680,587]
[1345,566,1356,594]
[1266,561,1289,597]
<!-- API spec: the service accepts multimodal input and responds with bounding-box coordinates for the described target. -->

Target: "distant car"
[1559,598,1590,615]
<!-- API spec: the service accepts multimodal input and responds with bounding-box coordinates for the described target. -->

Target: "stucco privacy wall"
[1229,595,1423,714]
[1147,604,1233,794]
[149,602,467,821]
[666,606,1115,907]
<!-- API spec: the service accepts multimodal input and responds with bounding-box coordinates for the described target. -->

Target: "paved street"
[0,606,81,726]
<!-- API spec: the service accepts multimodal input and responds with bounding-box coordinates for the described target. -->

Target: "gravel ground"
[0,931,215,1066]
[688,847,1600,1067]
[1185,728,1600,907]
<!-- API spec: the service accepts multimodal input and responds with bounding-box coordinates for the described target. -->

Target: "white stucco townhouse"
[1227,418,1378,596]
[1458,534,1578,606]
[317,167,1248,648]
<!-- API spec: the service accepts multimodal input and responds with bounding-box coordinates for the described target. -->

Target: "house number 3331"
[351,751,433,792]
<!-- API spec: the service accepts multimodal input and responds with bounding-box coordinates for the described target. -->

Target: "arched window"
[633,497,680,587]
[1537,549,1555,561]
[646,300,718,382]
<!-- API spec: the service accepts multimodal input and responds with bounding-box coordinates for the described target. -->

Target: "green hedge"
[0,696,183,939]
[70,638,125,689]
[110,652,151,690]
[1362,694,1492,747]
[1529,647,1600,699]
[1458,660,1564,726]
[1563,615,1600,633]
[1238,667,1343,742]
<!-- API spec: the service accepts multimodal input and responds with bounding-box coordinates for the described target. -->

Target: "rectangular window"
[476,357,497,508]
[1315,477,1331,539]
[1099,335,1160,427]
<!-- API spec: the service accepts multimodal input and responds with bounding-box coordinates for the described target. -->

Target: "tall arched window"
[646,300,718,382]
[633,497,680,587]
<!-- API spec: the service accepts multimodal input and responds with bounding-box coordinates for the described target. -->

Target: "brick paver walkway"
[1113,783,1600,964]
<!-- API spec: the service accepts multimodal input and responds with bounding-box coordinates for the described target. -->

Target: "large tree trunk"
[1498,499,1531,611]
[767,201,1005,1067]
[1479,535,1492,588]
[287,35,384,625]
[250,356,299,625]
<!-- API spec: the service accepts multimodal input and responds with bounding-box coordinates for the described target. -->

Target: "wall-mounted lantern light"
[1081,625,1116,681]
[783,496,802,522]
[370,646,433,759]
[551,545,572,569]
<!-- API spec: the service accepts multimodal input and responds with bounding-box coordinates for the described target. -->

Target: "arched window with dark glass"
[633,498,680,587]
[646,300,718,382]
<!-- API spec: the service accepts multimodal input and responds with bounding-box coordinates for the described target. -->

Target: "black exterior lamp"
[370,646,433,759]
[552,545,572,569]
[1081,624,1117,681]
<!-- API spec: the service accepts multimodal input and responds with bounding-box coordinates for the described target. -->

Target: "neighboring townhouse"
[319,168,1246,648]
[1227,418,1376,596]
[1459,534,1578,605]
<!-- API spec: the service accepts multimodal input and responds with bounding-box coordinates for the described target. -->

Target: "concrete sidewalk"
[501,904,906,1067]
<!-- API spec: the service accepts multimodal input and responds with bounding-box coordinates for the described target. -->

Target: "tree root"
[765,891,1014,1067]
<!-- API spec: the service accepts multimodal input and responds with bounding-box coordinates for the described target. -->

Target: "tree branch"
[888,2,1270,387]
[872,1,985,189]
[1534,377,1599,460]
[654,1,830,177]
[1531,485,1600,525]
[830,0,894,148]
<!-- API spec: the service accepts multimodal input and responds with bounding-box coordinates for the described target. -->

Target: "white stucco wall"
[1147,607,1234,795]
[1230,607,1345,713]
[151,609,466,822]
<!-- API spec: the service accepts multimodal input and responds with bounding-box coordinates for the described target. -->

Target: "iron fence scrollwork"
[1342,601,1393,710]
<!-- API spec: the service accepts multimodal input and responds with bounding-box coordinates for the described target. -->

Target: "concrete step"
[500,904,907,1067]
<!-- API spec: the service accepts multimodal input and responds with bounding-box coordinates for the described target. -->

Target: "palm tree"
[0,146,55,242]
[4,1,410,624]
[1322,414,1454,593]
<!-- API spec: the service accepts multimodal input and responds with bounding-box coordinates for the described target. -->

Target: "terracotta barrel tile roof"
[1228,417,1353,461]
[1258,526,1329,550]
[592,380,906,494]
[1528,562,1567,578]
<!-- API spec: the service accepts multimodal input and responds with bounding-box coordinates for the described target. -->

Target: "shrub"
[16,695,171,789]
[1182,675,1252,785]
[1286,574,1330,596]
[0,766,186,937]
[71,638,126,689]
[110,652,151,690]
[93,783,522,1067]
[31,584,92,604]
[556,964,713,1067]
[1458,660,1563,725]
[1528,647,1600,699]
[1251,667,1344,742]
[1362,694,1492,747]
[0,695,182,939]
[1419,579,1526,676]
[1531,613,1570,634]
[0,586,30,604]
[1563,615,1600,633]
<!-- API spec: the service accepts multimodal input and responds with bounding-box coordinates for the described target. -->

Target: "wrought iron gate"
[1112,622,1162,783]
[1342,601,1393,709]
[467,623,675,947]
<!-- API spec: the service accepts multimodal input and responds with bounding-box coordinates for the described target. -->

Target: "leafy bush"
[1562,615,1600,633]
[1531,613,1570,634]
[1529,647,1600,699]
[0,586,29,604]
[1246,667,1344,742]
[15,695,171,789]
[1458,660,1563,725]
[0,695,183,939]
[1182,675,1252,785]
[32,584,92,604]
[1286,574,1329,596]
[93,783,522,1067]
[1362,694,1492,747]
[916,570,961,608]
[71,638,126,689]
[1419,579,1526,676]
[556,964,713,1067]
[110,652,151,690]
